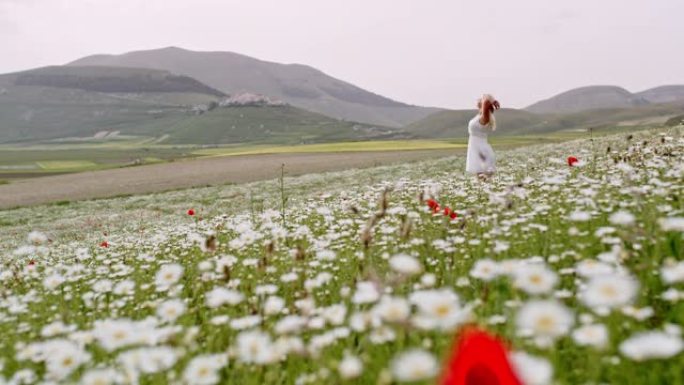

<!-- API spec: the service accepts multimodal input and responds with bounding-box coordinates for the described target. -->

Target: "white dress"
[465,114,496,174]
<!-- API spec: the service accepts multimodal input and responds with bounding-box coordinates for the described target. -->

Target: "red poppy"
[187,209,196,216]
[443,207,451,216]
[567,156,579,167]
[100,241,109,248]
[426,199,438,210]
[441,327,522,385]
[450,211,458,220]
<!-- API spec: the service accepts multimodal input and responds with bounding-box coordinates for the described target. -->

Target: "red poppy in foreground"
[441,327,522,385]
[567,156,579,167]
[187,209,196,216]
[99,241,108,248]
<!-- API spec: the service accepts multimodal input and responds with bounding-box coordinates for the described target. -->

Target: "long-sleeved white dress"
[465,114,496,174]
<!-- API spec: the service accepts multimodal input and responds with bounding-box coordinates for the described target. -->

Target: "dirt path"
[0,149,459,209]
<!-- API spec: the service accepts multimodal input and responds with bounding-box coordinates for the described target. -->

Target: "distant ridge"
[525,86,648,114]
[68,46,439,127]
[11,65,225,97]
[635,85,684,104]
[526,84,684,114]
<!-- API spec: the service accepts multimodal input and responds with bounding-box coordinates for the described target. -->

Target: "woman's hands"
[481,98,500,114]
[479,95,500,126]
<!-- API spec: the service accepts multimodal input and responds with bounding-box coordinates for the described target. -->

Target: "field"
[0,126,682,384]
[0,128,631,181]
[0,149,458,208]
[0,131,623,208]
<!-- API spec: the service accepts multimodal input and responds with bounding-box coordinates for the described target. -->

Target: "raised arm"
[479,96,500,126]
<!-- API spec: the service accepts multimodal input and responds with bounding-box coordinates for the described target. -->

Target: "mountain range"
[0,46,683,145]
[69,47,439,128]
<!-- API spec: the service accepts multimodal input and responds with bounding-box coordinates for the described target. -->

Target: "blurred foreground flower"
[441,327,522,385]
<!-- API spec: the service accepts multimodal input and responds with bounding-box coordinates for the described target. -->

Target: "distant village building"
[219,93,286,107]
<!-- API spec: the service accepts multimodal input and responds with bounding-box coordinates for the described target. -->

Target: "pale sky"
[1,0,682,109]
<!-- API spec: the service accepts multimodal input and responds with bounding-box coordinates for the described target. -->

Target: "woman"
[465,94,500,178]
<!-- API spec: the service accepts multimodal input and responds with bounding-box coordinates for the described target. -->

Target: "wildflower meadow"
[0,127,683,385]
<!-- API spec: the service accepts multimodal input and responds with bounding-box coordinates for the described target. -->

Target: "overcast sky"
[1,0,682,109]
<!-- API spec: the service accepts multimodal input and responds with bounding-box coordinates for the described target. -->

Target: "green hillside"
[0,87,186,143]
[162,105,401,145]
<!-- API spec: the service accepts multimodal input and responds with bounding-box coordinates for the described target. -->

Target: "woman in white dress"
[465,94,500,178]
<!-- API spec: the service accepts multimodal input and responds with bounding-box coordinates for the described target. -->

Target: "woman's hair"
[480,94,497,130]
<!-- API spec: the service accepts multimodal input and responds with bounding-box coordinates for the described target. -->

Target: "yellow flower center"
[529,274,543,285]
[536,315,555,332]
[600,285,617,298]
[434,304,451,317]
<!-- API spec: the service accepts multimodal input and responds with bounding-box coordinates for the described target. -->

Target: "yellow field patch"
[36,160,98,170]
[193,140,467,157]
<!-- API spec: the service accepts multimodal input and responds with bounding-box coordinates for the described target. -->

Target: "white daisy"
[619,331,684,361]
[373,296,411,323]
[389,254,422,276]
[236,330,277,364]
[509,351,553,385]
[659,217,684,232]
[338,354,363,380]
[154,264,183,290]
[390,349,437,382]
[513,263,558,295]
[156,299,186,322]
[609,210,635,226]
[410,288,469,331]
[572,324,608,349]
[516,299,574,343]
[206,287,245,308]
[661,261,684,284]
[469,259,501,281]
[182,354,228,385]
[352,281,380,304]
[580,274,638,311]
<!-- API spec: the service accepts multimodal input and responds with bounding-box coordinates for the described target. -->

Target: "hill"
[407,103,684,138]
[525,84,684,114]
[525,86,649,114]
[159,105,401,145]
[68,46,439,127]
[0,66,400,144]
[635,85,684,104]
[10,65,225,97]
